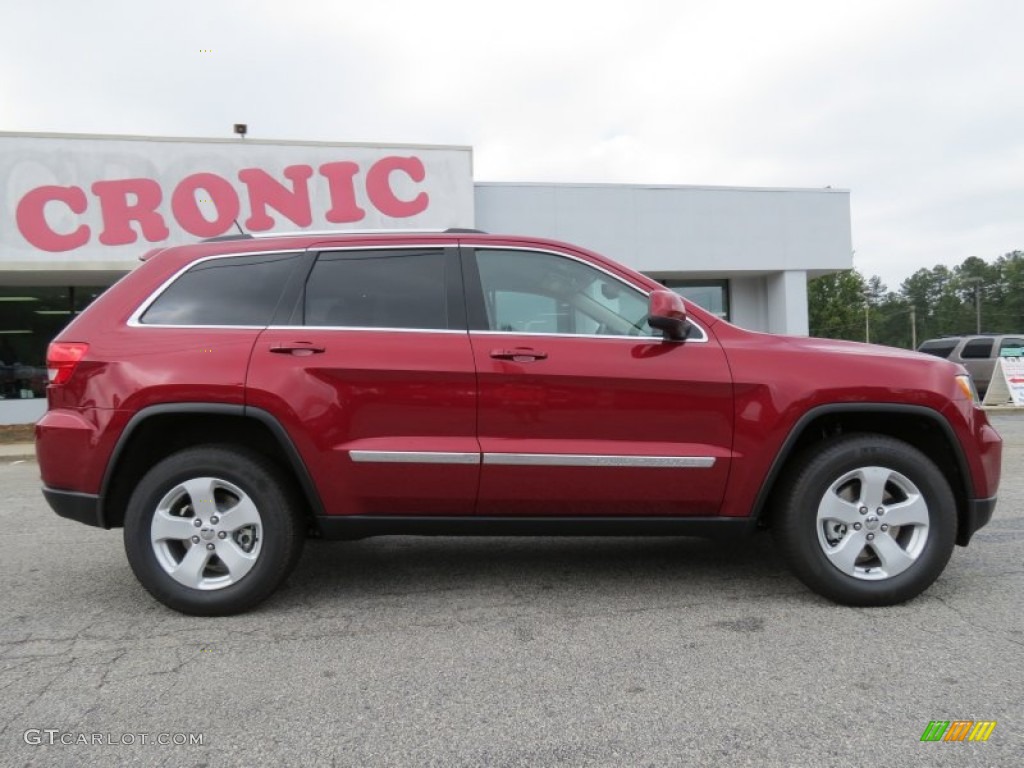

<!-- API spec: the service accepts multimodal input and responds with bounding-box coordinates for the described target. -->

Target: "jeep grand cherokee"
[36,230,1002,615]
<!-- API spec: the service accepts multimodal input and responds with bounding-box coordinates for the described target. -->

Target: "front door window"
[475,249,656,337]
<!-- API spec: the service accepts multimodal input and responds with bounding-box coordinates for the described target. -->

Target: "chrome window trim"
[126,241,710,343]
[469,329,708,343]
[350,450,479,465]
[467,244,709,343]
[269,326,465,334]
[124,325,702,339]
[483,453,716,468]
[125,323,269,330]
[129,243,455,330]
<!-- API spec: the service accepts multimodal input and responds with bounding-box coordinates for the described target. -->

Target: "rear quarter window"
[917,340,958,359]
[140,252,302,326]
[998,338,1024,357]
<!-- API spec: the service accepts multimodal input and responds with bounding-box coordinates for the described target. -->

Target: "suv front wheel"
[124,445,305,615]
[774,435,957,606]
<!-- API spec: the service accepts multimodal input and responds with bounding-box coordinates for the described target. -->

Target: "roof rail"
[237,227,485,239]
[202,227,487,242]
[200,233,254,243]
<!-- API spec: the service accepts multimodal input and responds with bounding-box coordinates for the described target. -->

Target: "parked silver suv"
[918,334,1024,396]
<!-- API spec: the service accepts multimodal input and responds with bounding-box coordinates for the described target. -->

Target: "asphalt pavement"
[1,414,1022,767]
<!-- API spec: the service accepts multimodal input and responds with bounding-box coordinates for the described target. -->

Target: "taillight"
[47,342,89,386]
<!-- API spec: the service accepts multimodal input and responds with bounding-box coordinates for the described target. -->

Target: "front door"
[464,246,734,517]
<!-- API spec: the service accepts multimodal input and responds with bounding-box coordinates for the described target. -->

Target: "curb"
[0,443,36,461]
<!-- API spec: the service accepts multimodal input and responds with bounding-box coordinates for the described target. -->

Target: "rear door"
[463,245,734,517]
[246,244,480,516]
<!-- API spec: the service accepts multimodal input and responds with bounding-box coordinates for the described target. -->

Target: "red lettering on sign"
[366,156,429,218]
[91,178,170,246]
[13,154,438,252]
[171,173,241,238]
[15,185,90,252]
[238,165,314,231]
[319,162,366,223]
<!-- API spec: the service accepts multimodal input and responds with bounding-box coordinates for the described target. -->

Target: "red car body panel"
[246,328,480,516]
[35,231,1001,537]
[710,325,1003,517]
[470,331,733,516]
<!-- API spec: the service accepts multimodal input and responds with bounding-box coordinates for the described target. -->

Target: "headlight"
[955,374,978,402]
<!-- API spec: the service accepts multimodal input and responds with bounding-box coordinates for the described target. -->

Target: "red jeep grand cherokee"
[36,230,1002,615]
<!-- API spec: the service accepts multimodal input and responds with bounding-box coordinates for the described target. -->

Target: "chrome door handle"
[270,343,325,356]
[490,348,548,362]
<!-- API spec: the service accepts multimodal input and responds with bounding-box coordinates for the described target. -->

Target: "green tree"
[808,270,868,340]
[900,265,964,339]
[953,256,1000,333]
[872,292,915,349]
[808,249,1023,349]
[988,251,1024,331]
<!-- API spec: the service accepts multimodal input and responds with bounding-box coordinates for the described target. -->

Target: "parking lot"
[1,413,1021,767]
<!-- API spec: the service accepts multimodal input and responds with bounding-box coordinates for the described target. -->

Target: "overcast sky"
[2,0,1022,290]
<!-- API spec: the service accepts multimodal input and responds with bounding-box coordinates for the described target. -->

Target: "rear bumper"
[958,496,997,546]
[43,487,105,528]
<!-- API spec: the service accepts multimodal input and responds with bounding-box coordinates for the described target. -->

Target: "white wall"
[474,182,851,336]
[766,270,810,335]
[0,399,45,426]
[729,276,769,332]
[474,182,851,274]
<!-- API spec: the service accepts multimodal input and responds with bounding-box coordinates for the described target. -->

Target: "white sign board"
[982,357,1024,407]
[0,133,474,266]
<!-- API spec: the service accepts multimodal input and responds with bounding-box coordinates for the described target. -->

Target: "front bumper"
[43,487,105,528]
[958,496,997,546]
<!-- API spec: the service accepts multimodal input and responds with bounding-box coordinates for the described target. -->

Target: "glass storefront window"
[0,286,107,399]
[658,279,730,320]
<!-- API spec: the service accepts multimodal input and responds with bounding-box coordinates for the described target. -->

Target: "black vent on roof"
[444,227,487,234]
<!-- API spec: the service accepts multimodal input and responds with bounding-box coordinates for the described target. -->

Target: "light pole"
[863,289,871,343]
[963,276,983,334]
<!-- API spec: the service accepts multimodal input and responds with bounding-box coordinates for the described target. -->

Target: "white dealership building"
[0,132,852,423]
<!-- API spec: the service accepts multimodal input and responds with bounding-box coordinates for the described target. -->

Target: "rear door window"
[304,248,451,330]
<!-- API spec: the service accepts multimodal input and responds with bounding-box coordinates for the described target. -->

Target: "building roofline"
[474,180,849,194]
[0,130,472,153]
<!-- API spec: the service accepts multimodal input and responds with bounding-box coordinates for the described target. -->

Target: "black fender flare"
[750,403,974,523]
[98,403,326,526]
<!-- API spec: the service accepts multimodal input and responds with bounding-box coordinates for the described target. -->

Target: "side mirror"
[647,289,688,341]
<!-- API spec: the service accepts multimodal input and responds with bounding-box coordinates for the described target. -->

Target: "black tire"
[774,434,957,606]
[124,445,305,616]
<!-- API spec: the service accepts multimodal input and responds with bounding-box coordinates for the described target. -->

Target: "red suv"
[36,230,1002,615]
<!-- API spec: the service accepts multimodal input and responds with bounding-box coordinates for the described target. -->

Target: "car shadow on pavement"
[273,533,802,610]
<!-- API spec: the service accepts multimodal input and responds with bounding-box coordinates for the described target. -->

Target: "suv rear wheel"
[124,445,304,615]
[774,435,956,606]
